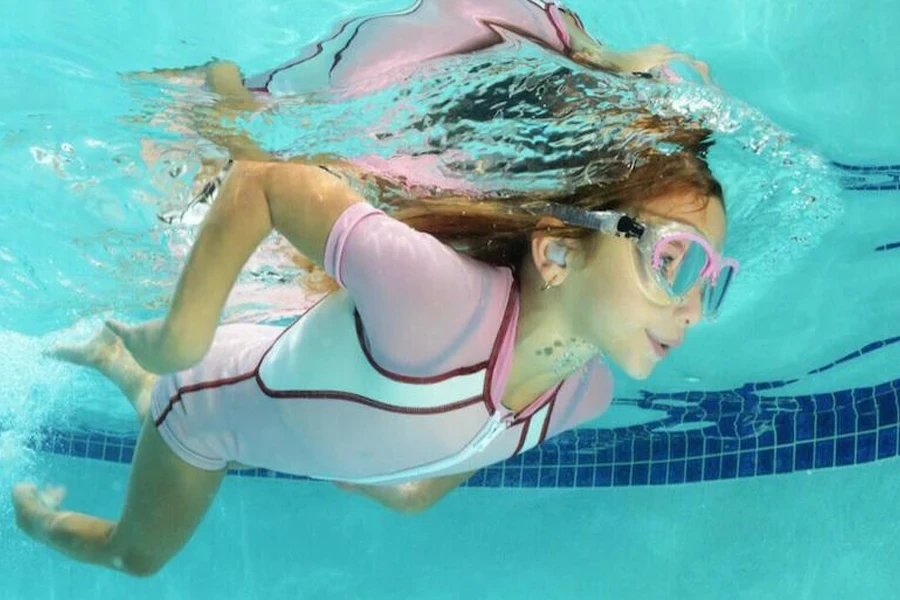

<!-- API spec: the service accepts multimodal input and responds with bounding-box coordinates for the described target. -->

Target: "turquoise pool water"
[1,0,899,598]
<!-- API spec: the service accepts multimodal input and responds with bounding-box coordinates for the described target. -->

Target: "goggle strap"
[540,205,645,240]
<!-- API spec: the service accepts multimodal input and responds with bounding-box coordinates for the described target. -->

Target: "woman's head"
[523,143,730,379]
[528,186,727,379]
[388,124,729,379]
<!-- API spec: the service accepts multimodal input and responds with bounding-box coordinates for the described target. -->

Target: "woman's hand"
[572,43,711,83]
[617,44,712,83]
[559,6,713,85]
[105,318,205,375]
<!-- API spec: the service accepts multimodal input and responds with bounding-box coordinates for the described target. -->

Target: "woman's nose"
[676,284,704,327]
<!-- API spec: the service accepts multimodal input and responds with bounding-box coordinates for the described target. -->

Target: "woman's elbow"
[394,484,438,515]
[395,497,435,515]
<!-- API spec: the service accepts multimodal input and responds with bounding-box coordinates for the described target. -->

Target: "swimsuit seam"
[252,378,485,415]
[513,420,530,455]
[538,390,559,444]
[154,371,256,427]
[354,310,489,383]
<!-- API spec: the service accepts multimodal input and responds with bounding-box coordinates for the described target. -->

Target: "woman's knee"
[229,159,269,181]
[115,549,170,578]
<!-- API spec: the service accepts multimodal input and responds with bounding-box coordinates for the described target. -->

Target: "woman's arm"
[335,471,476,514]
[110,160,364,374]
[108,162,273,373]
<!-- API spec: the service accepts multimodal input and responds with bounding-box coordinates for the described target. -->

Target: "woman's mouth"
[646,331,680,359]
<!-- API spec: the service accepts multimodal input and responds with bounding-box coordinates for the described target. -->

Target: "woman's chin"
[618,354,657,380]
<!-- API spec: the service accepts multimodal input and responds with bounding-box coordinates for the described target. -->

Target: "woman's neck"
[501,273,599,412]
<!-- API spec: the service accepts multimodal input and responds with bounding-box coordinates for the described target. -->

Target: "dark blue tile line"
[808,335,900,375]
[483,333,900,486]
[12,335,900,488]
[875,241,900,252]
[12,378,899,488]
[844,181,900,191]
[17,408,900,489]
[831,162,900,191]
[831,162,900,172]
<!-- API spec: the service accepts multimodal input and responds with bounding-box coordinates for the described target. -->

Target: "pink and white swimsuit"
[151,202,613,483]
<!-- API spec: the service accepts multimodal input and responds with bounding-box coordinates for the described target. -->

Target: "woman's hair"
[294,69,723,292]
[390,124,721,267]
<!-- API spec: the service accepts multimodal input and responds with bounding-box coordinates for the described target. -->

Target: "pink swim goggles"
[541,205,739,319]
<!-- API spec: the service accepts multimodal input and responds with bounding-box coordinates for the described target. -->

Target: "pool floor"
[2,451,897,599]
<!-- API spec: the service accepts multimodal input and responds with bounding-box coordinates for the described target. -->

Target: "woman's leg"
[12,418,226,576]
[50,324,156,422]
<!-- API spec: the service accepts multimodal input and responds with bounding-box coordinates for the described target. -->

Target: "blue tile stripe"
[832,162,900,191]
[11,334,900,488]
[875,242,900,253]
[832,162,900,173]
[807,335,900,375]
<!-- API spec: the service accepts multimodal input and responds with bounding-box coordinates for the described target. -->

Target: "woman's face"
[566,193,727,380]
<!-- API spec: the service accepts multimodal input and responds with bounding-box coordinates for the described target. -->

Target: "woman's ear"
[530,217,584,289]
[546,241,568,266]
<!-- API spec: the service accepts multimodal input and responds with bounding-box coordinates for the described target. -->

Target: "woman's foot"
[12,483,66,542]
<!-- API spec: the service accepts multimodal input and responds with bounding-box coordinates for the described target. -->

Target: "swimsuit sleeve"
[323,202,507,376]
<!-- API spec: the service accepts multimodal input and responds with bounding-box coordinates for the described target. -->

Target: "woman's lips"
[647,332,668,358]
[646,331,682,358]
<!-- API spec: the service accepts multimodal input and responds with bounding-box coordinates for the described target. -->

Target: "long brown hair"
[392,135,721,267]
[296,73,724,291]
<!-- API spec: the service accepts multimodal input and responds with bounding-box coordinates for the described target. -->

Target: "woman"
[12,3,733,578]
[12,117,735,577]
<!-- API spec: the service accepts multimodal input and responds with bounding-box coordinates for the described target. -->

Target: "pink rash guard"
[150,202,613,484]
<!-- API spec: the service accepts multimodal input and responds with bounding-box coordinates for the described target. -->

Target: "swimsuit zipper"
[470,410,513,453]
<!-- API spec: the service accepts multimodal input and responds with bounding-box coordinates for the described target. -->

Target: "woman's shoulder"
[323,201,515,376]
